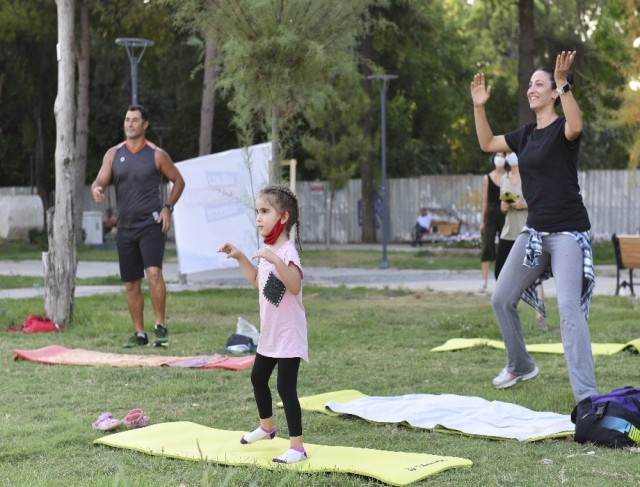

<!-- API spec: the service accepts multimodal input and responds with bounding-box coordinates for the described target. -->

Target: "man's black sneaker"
[154,324,169,348]
[123,332,149,348]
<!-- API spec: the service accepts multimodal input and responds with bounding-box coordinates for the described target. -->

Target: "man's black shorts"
[116,224,165,282]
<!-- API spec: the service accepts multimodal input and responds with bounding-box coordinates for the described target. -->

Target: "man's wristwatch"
[556,83,571,95]
[164,204,174,213]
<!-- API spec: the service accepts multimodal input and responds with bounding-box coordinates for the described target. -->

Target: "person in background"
[218,184,308,465]
[91,104,185,348]
[470,51,597,402]
[479,152,506,291]
[495,152,548,331]
[411,207,433,247]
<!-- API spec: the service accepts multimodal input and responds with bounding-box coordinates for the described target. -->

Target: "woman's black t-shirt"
[505,117,590,233]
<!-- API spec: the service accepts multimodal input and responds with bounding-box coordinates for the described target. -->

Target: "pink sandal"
[122,408,150,428]
[92,412,122,431]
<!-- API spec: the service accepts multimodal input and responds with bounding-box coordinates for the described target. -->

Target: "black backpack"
[224,333,256,353]
[571,386,640,448]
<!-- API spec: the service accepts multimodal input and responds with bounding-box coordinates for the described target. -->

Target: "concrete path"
[0,258,623,300]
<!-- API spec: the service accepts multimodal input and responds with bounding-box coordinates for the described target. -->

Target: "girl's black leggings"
[250,353,302,437]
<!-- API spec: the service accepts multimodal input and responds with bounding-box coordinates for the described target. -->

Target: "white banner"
[173,142,271,275]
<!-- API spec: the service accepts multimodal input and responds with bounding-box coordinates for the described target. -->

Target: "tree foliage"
[0,0,57,200]
[0,0,637,202]
[197,0,378,182]
[302,53,369,191]
[368,1,477,175]
[459,0,632,171]
[605,0,640,171]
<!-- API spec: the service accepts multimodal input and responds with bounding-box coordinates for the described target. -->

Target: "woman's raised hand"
[470,72,491,107]
[554,51,576,85]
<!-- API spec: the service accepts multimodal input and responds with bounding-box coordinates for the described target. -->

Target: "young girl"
[218,184,308,464]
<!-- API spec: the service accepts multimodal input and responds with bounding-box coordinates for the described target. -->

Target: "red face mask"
[264,212,288,245]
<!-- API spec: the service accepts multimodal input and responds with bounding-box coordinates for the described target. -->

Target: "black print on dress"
[263,272,286,307]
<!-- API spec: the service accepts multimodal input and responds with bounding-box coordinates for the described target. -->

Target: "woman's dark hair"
[537,67,575,107]
[259,184,303,255]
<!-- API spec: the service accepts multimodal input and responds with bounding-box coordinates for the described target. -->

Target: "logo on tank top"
[120,156,125,163]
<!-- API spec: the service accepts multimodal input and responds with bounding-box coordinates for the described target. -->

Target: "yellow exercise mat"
[297,389,368,415]
[430,337,640,355]
[94,422,472,486]
[278,390,368,417]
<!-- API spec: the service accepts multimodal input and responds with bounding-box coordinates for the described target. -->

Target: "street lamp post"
[115,38,154,105]
[368,74,398,270]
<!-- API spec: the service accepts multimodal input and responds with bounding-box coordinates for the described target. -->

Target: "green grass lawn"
[1,287,639,486]
[0,237,617,271]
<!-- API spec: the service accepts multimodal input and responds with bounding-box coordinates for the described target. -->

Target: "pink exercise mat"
[13,345,254,370]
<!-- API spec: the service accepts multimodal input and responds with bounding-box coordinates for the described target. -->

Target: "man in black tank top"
[91,105,185,349]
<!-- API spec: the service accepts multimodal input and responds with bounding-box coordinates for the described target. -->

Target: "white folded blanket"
[326,393,574,442]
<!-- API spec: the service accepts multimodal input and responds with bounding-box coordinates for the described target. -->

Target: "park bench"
[611,233,640,296]
[412,207,461,245]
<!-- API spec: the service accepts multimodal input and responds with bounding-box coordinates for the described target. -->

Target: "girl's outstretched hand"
[470,72,491,107]
[218,242,240,259]
[554,50,576,85]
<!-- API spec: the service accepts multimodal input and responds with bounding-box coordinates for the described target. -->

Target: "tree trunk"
[198,32,218,156]
[359,36,376,243]
[270,103,281,183]
[74,0,90,244]
[517,0,535,125]
[46,0,78,325]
